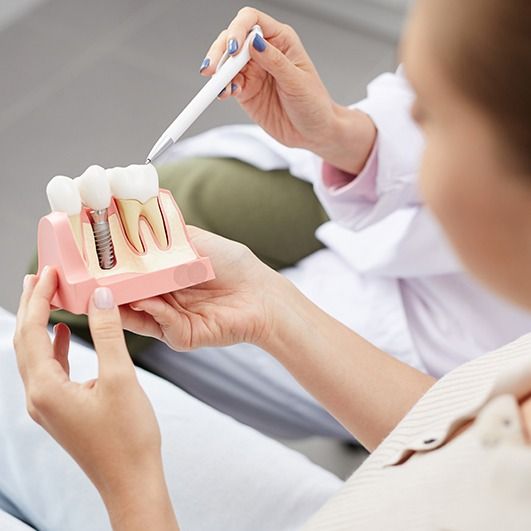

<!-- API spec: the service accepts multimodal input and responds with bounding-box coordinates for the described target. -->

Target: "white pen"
[146,25,263,164]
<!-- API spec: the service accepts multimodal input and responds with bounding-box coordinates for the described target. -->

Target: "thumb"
[88,287,135,380]
[249,33,298,83]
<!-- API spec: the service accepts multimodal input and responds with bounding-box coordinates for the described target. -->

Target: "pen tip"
[145,158,151,164]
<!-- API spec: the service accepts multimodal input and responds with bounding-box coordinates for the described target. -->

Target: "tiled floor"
[1,0,396,479]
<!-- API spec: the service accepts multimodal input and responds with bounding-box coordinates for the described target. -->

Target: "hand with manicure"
[200,7,376,174]
[13,268,178,530]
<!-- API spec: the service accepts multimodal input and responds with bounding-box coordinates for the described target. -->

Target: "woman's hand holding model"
[201,7,377,174]
[14,268,179,531]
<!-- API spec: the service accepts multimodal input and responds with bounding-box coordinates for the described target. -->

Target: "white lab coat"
[159,68,531,378]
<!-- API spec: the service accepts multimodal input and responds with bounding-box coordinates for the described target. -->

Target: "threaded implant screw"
[89,209,116,270]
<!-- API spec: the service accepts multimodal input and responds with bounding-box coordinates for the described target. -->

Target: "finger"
[88,287,135,380]
[128,297,178,330]
[249,32,298,83]
[217,83,231,101]
[225,7,284,55]
[230,76,243,97]
[15,274,37,338]
[15,267,58,376]
[200,29,228,76]
[24,266,58,328]
[52,323,71,376]
[119,306,164,340]
[14,274,38,379]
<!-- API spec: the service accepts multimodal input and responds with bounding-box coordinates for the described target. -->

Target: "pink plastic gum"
[37,189,215,314]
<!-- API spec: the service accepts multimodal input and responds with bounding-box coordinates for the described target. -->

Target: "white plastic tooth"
[107,164,168,253]
[77,165,112,210]
[46,175,83,252]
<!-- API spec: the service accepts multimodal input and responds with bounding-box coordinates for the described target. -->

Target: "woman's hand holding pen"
[200,7,376,174]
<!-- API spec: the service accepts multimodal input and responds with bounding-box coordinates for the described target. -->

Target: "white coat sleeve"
[313,66,463,277]
[314,65,424,229]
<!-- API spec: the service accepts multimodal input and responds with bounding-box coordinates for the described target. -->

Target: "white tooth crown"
[46,176,82,215]
[107,164,159,203]
[107,163,167,253]
[78,165,112,210]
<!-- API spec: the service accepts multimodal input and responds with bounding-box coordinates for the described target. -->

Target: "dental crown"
[46,175,82,215]
[78,165,112,211]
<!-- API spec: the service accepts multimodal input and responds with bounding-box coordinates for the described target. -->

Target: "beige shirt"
[304,333,531,530]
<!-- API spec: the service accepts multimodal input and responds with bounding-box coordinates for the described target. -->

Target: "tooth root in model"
[46,175,84,253]
[107,163,168,253]
[77,165,117,270]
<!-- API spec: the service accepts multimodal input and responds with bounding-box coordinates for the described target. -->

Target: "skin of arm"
[101,463,179,531]
[318,104,377,175]
[260,275,435,451]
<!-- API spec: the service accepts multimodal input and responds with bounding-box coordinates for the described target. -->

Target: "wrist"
[315,104,377,175]
[100,460,179,531]
[255,274,316,360]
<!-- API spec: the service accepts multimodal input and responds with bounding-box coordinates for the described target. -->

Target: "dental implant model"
[46,175,84,253]
[77,165,116,270]
[37,162,214,314]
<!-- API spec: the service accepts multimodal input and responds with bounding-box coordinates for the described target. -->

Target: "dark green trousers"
[31,158,328,354]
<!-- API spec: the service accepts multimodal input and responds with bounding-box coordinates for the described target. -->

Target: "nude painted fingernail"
[94,287,115,310]
[23,275,32,291]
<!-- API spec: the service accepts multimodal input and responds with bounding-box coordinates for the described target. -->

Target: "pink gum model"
[37,189,215,315]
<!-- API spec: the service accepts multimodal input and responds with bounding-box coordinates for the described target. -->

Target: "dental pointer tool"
[146,25,263,164]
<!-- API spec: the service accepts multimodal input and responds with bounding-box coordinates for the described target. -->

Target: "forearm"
[311,104,377,175]
[99,461,180,531]
[260,275,435,451]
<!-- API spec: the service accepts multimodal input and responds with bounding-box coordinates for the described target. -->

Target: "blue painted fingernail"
[199,57,210,72]
[231,83,237,93]
[228,39,238,55]
[253,34,266,52]
[218,87,226,97]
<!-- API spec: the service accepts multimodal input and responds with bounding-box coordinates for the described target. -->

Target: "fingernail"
[94,287,114,310]
[218,87,226,97]
[253,34,266,52]
[228,38,238,55]
[231,83,238,93]
[199,57,210,72]
[23,274,32,291]
[41,265,50,276]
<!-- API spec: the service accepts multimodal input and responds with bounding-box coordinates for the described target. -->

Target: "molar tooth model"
[107,164,168,253]
[38,163,215,314]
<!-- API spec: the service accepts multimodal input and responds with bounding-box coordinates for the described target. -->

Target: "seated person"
[7,0,531,529]
[33,7,531,442]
